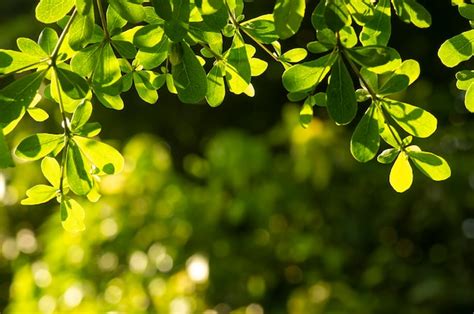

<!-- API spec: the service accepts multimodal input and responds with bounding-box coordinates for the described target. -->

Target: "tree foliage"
[0,0,471,231]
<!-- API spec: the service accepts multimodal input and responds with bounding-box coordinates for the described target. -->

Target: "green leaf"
[133,71,158,104]
[299,99,314,129]
[350,103,381,162]
[69,6,95,50]
[382,99,437,138]
[171,42,208,103]
[438,30,474,68]
[0,50,44,74]
[56,68,90,100]
[94,43,122,87]
[307,41,332,54]
[153,0,190,42]
[459,3,474,20]
[392,0,432,28]
[311,1,327,31]
[108,0,145,23]
[389,151,413,193]
[360,0,391,46]
[0,128,13,168]
[250,58,268,77]
[134,24,165,49]
[16,38,48,58]
[326,55,357,125]
[70,44,100,78]
[38,28,59,55]
[282,52,337,93]
[15,133,64,161]
[280,48,307,63]
[195,0,223,15]
[94,89,124,110]
[407,149,451,181]
[74,136,124,175]
[206,64,226,107]
[27,107,49,122]
[61,198,86,232]
[377,148,399,164]
[273,0,305,39]
[345,46,395,68]
[380,122,403,149]
[456,70,474,90]
[241,15,279,44]
[71,100,93,131]
[379,59,420,95]
[225,34,251,95]
[21,185,57,205]
[76,122,102,138]
[466,83,474,113]
[324,0,352,32]
[136,37,169,69]
[41,157,61,188]
[35,0,75,24]
[66,141,93,196]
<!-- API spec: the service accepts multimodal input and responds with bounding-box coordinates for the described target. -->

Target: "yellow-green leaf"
[61,198,86,232]
[389,151,413,193]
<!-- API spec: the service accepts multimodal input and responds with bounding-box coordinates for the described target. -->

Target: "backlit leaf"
[389,151,413,193]
[15,133,64,161]
[382,99,437,138]
[74,136,124,175]
[326,55,357,125]
[438,30,474,68]
[351,103,381,162]
[61,198,86,232]
[273,0,305,39]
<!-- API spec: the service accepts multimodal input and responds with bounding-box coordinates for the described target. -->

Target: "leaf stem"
[339,40,405,150]
[51,9,77,64]
[96,0,110,40]
[240,27,281,63]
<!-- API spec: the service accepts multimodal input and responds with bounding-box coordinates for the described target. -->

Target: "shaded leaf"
[326,55,357,125]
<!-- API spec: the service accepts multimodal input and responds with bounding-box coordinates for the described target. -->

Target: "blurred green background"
[1,1,474,313]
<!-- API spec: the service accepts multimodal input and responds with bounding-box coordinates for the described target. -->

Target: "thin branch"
[51,9,78,64]
[96,0,110,40]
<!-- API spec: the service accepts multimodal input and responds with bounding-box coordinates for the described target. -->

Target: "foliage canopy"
[0,0,472,231]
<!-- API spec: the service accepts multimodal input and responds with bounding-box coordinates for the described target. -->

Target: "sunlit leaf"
[282,52,337,93]
[15,133,63,161]
[389,151,413,193]
[382,99,437,138]
[324,0,352,32]
[41,156,61,188]
[35,0,75,24]
[438,30,474,68]
[61,198,86,232]
[74,136,124,175]
[66,140,93,196]
[0,128,13,168]
[225,34,251,95]
[273,0,305,39]
[351,103,381,162]
[206,64,226,107]
[21,185,57,205]
[407,148,451,181]
[360,0,391,46]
